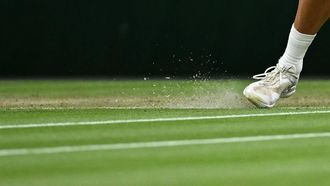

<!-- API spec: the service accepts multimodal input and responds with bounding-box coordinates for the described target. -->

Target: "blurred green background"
[2,0,329,77]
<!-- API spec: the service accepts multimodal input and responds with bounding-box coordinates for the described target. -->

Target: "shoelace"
[252,65,283,85]
[253,66,276,80]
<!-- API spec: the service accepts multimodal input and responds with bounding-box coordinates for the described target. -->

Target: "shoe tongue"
[278,63,299,74]
[277,63,300,81]
[278,62,302,74]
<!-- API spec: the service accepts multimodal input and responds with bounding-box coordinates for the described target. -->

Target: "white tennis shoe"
[243,64,299,108]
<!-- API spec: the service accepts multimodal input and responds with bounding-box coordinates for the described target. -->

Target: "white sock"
[279,24,316,73]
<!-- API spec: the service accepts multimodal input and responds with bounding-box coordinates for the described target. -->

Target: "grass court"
[1,79,330,186]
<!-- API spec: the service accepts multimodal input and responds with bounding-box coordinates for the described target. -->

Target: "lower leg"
[279,0,330,73]
[294,0,330,34]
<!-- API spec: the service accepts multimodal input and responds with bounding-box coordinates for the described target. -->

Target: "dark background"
[2,0,329,78]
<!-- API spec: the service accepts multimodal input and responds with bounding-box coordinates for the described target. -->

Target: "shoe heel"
[281,86,296,98]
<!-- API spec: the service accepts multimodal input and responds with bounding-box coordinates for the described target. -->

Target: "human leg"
[244,0,330,108]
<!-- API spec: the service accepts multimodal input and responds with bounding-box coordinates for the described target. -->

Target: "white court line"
[1,132,330,157]
[3,106,330,110]
[1,110,330,130]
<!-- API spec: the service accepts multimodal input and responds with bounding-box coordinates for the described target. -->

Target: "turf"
[1,79,330,186]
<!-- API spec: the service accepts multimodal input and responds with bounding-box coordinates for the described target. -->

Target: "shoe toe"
[243,83,278,108]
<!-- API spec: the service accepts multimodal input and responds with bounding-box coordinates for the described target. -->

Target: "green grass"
[0,79,330,186]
